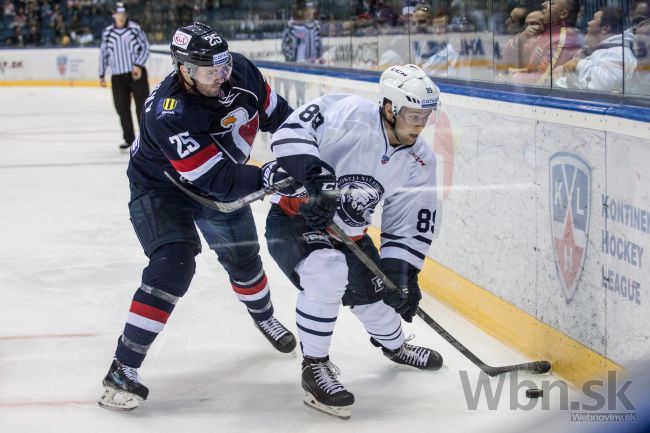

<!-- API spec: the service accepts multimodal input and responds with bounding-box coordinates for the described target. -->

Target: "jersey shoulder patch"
[155,97,184,119]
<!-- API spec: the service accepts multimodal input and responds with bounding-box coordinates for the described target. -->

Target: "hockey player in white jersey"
[263,64,444,419]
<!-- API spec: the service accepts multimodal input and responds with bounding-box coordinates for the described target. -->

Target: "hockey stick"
[163,170,295,213]
[164,173,551,376]
[327,224,551,377]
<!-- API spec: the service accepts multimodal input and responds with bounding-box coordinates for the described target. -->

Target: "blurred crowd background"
[1,0,648,97]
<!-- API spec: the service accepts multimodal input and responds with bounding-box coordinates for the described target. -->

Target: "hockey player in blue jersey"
[263,64,444,419]
[98,22,296,411]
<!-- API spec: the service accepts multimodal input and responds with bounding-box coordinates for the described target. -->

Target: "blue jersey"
[127,52,291,201]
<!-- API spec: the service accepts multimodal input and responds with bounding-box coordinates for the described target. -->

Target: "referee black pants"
[111,68,150,145]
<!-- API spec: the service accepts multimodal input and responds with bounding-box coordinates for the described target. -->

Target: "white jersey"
[270,94,437,270]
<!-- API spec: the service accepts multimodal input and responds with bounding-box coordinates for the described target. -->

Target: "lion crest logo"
[337,174,384,227]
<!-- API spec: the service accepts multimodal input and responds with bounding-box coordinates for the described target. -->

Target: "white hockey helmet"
[380,64,441,118]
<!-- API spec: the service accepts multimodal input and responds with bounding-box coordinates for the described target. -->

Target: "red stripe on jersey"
[129,301,170,324]
[232,275,268,295]
[262,80,272,111]
[169,143,220,173]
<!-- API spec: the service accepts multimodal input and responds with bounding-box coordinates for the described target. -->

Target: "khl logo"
[549,152,591,303]
[56,55,68,76]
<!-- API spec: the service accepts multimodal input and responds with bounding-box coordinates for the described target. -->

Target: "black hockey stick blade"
[163,170,295,213]
[415,308,551,376]
[328,224,552,377]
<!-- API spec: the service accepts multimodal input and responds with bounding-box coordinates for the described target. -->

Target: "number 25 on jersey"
[170,132,200,158]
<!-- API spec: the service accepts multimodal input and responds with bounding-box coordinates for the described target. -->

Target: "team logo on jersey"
[549,152,591,304]
[162,98,177,111]
[156,98,183,118]
[213,107,259,163]
[338,174,385,228]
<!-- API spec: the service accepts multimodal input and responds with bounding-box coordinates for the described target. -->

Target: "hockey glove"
[261,160,301,196]
[298,173,338,230]
[380,258,422,322]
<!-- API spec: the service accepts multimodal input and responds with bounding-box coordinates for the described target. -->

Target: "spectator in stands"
[3,0,15,18]
[628,0,649,89]
[5,26,24,47]
[510,0,583,86]
[52,12,69,45]
[628,16,650,95]
[554,6,637,93]
[76,26,95,46]
[505,5,528,35]
[25,23,41,46]
[281,1,322,64]
[377,4,434,69]
[40,1,52,22]
[279,1,321,107]
[447,0,489,32]
[375,0,398,27]
[630,0,650,28]
[499,9,544,73]
[409,3,434,34]
[10,6,26,30]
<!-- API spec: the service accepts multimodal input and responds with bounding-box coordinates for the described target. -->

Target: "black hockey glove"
[298,173,338,230]
[380,258,422,323]
[260,160,300,196]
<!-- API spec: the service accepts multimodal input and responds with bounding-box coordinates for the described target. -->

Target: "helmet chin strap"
[380,105,408,147]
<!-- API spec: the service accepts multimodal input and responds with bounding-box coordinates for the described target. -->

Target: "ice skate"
[371,335,443,371]
[301,356,354,420]
[255,316,297,353]
[98,359,149,411]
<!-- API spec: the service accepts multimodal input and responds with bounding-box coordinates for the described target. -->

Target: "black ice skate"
[301,356,355,420]
[119,142,131,150]
[371,336,443,371]
[98,359,149,411]
[254,316,297,353]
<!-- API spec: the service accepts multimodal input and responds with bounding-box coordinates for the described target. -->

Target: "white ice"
[0,87,579,433]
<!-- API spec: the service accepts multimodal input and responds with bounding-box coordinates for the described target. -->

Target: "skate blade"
[98,386,143,411]
[303,393,351,420]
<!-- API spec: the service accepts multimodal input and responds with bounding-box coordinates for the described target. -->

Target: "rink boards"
[253,66,650,387]
[2,46,649,387]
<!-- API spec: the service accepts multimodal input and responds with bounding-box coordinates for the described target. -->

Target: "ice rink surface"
[0,87,580,433]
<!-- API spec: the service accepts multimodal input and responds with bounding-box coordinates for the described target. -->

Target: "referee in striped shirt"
[99,2,150,150]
